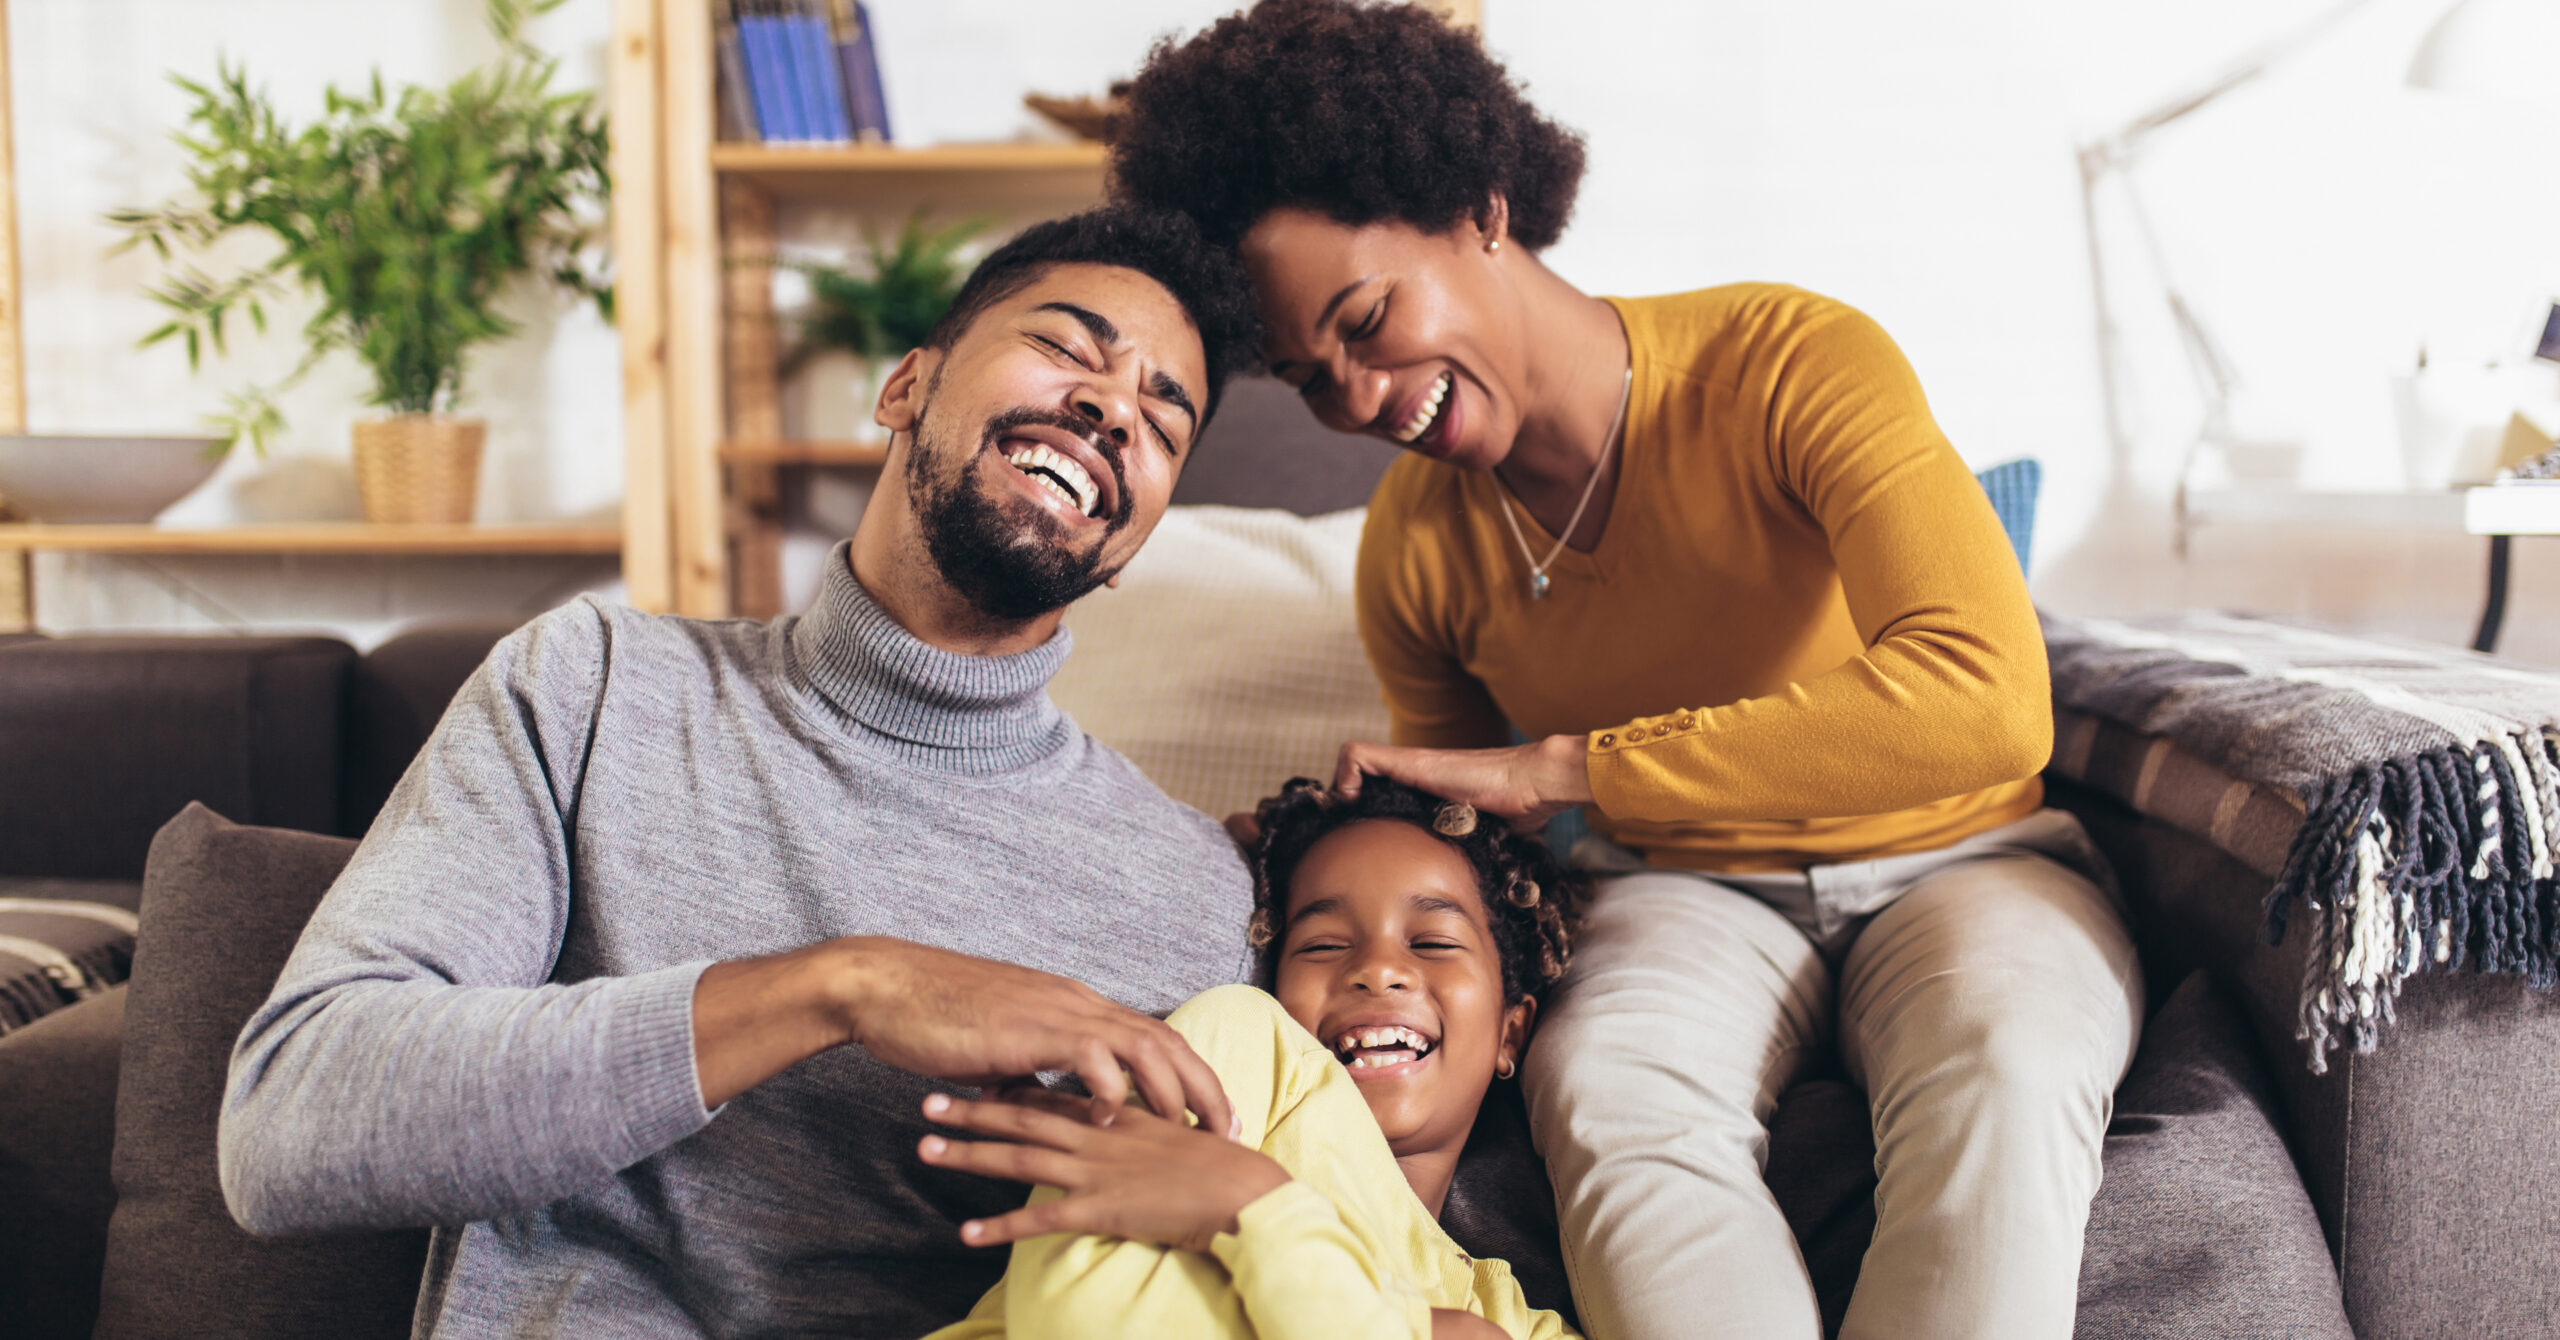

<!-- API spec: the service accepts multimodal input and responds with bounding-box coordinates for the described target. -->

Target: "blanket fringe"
[2265,728,2560,1073]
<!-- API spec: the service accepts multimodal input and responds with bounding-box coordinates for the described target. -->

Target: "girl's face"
[1241,206,1530,474]
[1272,819,1534,1162]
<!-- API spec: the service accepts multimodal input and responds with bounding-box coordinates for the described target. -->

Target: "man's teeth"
[1335,1025,1435,1069]
[1003,442,1100,517]
[1394,372,1452,444]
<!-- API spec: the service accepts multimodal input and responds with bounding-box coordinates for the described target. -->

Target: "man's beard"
[903,395,1134,623]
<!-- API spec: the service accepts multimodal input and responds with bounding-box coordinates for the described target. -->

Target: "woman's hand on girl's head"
[918,1092,1290,1254]
[1332,734,1595,831]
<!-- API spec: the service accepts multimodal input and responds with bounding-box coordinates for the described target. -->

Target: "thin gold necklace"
[1497,363,1631,601]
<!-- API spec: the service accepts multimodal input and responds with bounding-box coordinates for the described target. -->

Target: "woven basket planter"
[351,416,485,524]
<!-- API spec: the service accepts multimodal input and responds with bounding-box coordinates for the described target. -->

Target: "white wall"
[16,0,2560,658]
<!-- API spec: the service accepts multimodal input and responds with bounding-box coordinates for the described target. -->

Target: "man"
[219,207,1266,1337]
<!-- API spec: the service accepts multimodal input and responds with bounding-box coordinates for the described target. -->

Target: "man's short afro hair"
[923,205,1262,422]
[1112,0,1588,251]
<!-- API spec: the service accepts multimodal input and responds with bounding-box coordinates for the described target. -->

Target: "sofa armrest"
[2053,776,2560,1338]
[0,985,126,1339]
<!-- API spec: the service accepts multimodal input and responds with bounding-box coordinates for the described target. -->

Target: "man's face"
[883,263,1208,622]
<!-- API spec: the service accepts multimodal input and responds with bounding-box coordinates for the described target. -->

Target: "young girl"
[915,776,1582,1340]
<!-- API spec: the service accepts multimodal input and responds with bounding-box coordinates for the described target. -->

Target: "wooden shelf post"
[609,0,675,612]
[660,0,730,617]
[0,4,30,632]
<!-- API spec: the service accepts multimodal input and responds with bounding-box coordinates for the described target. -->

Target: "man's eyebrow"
[1149,368,1198,429]
[1036,300,1197,431]
[1034,301,1119,349]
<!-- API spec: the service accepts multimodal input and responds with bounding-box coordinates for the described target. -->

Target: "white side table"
[2181,484,2560,653]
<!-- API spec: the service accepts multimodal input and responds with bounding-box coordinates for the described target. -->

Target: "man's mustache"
[978,407,1134,528]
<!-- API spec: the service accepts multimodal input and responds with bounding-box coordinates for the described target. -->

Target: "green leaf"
[104,0,609,431]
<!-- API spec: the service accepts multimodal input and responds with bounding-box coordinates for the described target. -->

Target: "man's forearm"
[691,940,866,1108]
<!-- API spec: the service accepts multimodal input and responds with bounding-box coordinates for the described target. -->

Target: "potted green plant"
[109,0,610,524]
[783,212,986,417]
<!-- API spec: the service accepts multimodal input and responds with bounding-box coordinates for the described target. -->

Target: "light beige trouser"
[1521,810,2143,1340]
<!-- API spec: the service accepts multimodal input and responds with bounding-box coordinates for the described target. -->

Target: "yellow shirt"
[925,984,1576,1340]
[1357,284,2048,872]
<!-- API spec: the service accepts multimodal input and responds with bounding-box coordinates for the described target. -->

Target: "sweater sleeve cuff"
[607,960,719,1165]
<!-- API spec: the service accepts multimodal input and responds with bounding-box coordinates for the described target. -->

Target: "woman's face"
[1241,207,1529,473]
[1272,819,1533,1161]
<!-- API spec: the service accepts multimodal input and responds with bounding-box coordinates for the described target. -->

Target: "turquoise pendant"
[1529,571,1550,600]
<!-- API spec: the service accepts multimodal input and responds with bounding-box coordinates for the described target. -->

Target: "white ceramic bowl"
[0,434,227,523]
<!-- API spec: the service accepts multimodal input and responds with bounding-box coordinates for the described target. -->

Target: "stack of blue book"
[719,0,892,145]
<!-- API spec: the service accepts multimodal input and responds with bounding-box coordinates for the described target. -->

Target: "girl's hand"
[1331,734,1595,831]
[918,1092,1291,1253]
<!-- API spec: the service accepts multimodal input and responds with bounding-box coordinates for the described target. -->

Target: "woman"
[1108,5,2143,1339]
[916,777,1583,1340]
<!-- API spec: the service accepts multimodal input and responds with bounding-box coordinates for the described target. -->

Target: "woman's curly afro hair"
[1246,775,1581,1007]
[1112,0,1588,252]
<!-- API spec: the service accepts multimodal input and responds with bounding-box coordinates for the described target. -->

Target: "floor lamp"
[2078,0,2557,553]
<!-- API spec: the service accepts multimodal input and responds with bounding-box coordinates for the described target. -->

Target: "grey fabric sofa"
[0,611,2385,1340]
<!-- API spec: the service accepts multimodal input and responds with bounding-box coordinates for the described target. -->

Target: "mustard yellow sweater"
[1357,284,2048,872]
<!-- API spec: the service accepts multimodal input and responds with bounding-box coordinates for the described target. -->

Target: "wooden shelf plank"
[720,439,889,467]
[709,141,1107,201]
[0,523,624,556]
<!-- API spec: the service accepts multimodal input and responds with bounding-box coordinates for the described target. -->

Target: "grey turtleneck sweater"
[220,546,1256,1338]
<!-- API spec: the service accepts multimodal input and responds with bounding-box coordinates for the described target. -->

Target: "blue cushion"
[1975,458,2041,575]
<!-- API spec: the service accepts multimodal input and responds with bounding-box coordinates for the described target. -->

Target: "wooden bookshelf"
[0,523,623,556]
[709,142,1107,201]
[719,439,890,468]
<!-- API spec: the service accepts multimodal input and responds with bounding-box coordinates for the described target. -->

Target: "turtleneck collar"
[786,542,1078,774]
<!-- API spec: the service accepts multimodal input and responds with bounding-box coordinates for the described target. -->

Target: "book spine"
[738,2,801,143]
[713,0,761,142]
[836,0,892,143]
[793,1,851,143]
[768,0,819,142]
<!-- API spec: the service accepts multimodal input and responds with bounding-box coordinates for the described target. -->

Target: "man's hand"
[1330,733,1595,831]
[690,937,1233,1139]
[918,1091,1289,1252]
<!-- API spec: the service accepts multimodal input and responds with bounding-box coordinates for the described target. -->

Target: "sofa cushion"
[2075,970,2352,1339]
[1051,506,1390,821]
[0,636,352,879]
[0,985,125,1340]
[95,804,426,1339]
[340,619,520,835]
[1173,373,1400,516]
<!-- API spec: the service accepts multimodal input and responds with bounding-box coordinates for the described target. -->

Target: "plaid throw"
[2042,612,2560,1071]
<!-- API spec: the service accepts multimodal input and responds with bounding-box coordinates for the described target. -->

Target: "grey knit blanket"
[2042,612,2560,1071]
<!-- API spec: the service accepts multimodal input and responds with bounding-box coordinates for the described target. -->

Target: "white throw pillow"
[1051,505,1389,822]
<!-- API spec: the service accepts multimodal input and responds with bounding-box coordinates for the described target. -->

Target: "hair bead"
[1507,878,1541,909]
[1433,803,1479,837]
[1246,908,1275,948]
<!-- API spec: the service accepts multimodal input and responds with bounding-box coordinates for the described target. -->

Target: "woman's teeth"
[1394,372,1452,444]
[1335,1025,1435,1069]
[1003,442,1100,517]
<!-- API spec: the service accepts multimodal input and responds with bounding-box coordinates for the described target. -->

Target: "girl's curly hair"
[1246,775,1581,1005]
[1111,0,1589,251]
